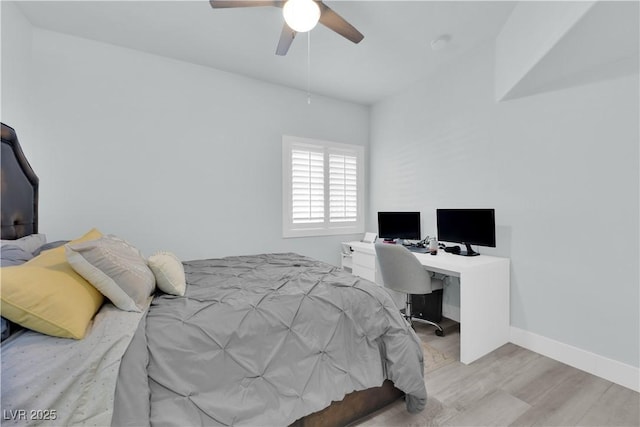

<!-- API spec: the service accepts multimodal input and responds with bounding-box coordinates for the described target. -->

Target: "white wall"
[369,42,639,368]
[1,2,33,140]
[8,24,369,265]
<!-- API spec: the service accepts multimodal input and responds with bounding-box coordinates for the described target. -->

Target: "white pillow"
[148,252,186,296]
[65,235,155,312]
[0,233,46,254]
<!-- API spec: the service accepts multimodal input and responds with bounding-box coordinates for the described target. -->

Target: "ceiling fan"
[209,0,364,56]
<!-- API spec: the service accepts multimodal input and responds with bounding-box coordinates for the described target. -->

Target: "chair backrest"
[375,243,434,295]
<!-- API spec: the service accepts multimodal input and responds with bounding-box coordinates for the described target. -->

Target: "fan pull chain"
[307,31,311,105]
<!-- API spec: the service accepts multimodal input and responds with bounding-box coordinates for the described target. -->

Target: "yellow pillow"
[0,228,105,339]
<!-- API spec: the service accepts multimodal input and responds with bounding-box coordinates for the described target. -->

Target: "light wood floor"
[356,320,640,426]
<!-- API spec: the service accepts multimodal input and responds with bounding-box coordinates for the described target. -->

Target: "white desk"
[344,241,510,364]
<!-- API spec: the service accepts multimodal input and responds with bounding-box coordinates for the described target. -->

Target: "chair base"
[409,317,445,336]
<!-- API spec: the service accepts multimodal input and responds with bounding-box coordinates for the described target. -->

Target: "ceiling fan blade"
[318,2,364,44]
[276,23,297,56]
[209,0,283,9]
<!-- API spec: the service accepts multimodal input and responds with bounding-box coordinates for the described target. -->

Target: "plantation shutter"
[329,152,358,222]
[291,149,324,223]
[283,135,364,238]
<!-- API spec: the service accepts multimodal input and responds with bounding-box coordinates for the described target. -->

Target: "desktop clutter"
[382,237,459,256]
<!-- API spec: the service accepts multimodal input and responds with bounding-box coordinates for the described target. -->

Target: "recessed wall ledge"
[494,1,639,102]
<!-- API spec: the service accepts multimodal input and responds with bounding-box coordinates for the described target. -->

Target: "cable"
[307,32,311,104]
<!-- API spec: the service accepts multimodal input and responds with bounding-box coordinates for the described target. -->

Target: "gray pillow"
[0,245,33,341]
[0,317,22,341]
[1,318,10,341]
[65,235,155,312]
[0,234,46,254]
[0,244,34,267]
[33,240,70,257]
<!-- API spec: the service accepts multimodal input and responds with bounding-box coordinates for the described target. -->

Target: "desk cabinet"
[352,251,377,282]
[340,252,353,274]
[344,242,378,284]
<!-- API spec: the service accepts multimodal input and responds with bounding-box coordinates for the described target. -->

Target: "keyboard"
[407,246,430,254]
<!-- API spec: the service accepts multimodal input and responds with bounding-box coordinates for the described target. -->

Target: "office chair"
[375,243,445,336]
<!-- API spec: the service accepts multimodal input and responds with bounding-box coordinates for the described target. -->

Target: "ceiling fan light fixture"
[283,0,321,33]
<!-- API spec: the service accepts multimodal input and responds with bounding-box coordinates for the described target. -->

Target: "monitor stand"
[461,243,480,257]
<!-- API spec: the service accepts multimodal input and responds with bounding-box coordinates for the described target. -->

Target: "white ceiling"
[16,1,516,105]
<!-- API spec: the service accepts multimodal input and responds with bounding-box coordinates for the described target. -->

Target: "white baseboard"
[510,326,639,392]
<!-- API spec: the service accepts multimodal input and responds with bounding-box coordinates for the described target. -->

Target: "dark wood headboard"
[1,123,39,240]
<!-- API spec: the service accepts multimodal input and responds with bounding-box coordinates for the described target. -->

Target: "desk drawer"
[353,264,376,282]
[353,252,376,270]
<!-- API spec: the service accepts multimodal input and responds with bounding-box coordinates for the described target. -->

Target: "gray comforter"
[112,253,426,426]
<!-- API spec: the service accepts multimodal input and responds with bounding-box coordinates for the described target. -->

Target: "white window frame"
[282,135,365,238]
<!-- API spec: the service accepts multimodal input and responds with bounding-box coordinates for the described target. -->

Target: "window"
[283,135,364,238]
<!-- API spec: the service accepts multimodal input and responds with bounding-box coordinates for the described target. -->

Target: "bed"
[0,122,427,426]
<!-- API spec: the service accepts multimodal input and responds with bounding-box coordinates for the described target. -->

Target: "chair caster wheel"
[435,329,444,337]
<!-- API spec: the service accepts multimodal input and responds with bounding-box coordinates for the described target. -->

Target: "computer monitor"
[377,212,421,241]
[436,209,496,256]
